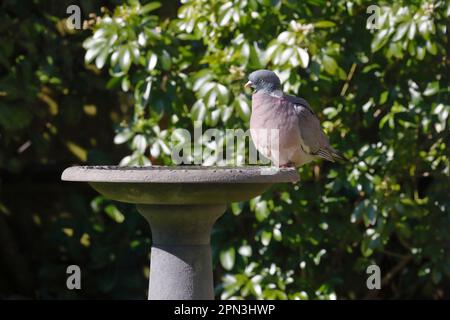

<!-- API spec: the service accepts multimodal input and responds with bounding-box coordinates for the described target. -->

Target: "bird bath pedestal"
[61,166,298,300]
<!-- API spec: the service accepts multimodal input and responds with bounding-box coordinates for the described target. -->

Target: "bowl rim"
[61,165,299,184]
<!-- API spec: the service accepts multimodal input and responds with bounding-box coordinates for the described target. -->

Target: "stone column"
[137,204,227,300]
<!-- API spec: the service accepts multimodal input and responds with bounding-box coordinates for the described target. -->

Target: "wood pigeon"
[245,69,346,167]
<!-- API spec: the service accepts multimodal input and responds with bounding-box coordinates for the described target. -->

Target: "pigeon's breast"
[250,92,300,134]
[250,91,304,165]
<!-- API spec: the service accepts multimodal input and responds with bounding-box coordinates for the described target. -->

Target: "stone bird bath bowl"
[61,166,299,299]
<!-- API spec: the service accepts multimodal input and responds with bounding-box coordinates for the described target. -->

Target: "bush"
[1,0,449,299]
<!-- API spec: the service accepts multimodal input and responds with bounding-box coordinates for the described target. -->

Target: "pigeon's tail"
[317,147,348,163]
[330,149,348,163]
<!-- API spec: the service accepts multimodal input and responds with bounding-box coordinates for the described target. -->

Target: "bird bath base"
[61,166,299,300]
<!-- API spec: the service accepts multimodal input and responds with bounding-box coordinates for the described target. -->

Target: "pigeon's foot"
[279,161,295,168]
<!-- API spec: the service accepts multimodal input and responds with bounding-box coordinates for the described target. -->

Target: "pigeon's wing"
[283,95,338,162]
[283,94,314,113]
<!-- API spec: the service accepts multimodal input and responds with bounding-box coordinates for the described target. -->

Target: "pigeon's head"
[245,70,281,93]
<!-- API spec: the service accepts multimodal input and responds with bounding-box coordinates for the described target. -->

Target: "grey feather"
[286,95,346,162]
[316,149,336,162]
[283,94,314,113]
[290,102,327,153]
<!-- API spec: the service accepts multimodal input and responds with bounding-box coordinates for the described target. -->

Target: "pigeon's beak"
[244,81,253,89]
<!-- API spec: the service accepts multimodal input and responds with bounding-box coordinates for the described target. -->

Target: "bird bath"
[61,166,299,300]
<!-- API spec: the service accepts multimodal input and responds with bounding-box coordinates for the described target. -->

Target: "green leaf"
[264,43,280,63]
[119,46,132,72]
[147,52,158,71]
[191,100,206,122]
[114,129,134,144]
[207,108,221,126]
[90,196,105,213]
[408,22,416,40]
[230,202,243,215]
[85,45,103,64]
[220,247,236,270]
[273,226,282,241]
[322,55,338,75]
[216,83,229,104]
[238,245,252,257]
[279,47,294,66]
[110,50,120,66]
[362,203,377,227]
[104,204,125,223]
[139,2,161,15]
[379,91,389,104]
[423,82,439,96]
[219,8,233,27]
[132,134,147,153]
[160,50,171,70]
[314,21,336,28]
[371,29,390,52]
[193,71,213,91]
[392,22,410,41]
[82,36,104,50]
[313,249,326,265]
[221,106,233,122]
[297,48,309,68]
[261,230,272,246]
[426,41,437,55]
[234,95,250,121]
[150,142,160,158]
[361,238,374,257]
[416,46,426,60]
[121,77,130,92]
[255,200,269,221]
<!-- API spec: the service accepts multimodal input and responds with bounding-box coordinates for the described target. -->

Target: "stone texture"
[137,204,226,245]
[148,245,213,300]
[61,166,299,300]
[61,165,299,183]
[138,204,226,300]
[61,166,299,205]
